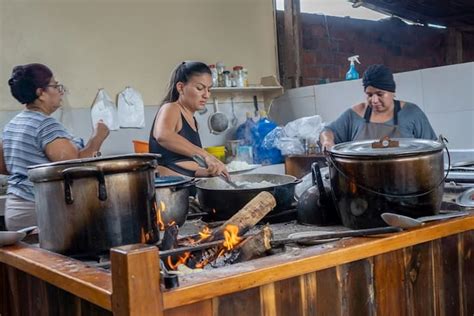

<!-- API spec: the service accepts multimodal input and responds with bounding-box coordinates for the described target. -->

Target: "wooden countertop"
[0,214,473,311]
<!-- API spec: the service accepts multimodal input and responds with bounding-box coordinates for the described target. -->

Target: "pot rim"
[329,138,444,158]
[195,173,298,191]
[28,153,160,182]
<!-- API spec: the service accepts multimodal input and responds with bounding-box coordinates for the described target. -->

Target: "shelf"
[210,86,283,93]
[209,76,284,111]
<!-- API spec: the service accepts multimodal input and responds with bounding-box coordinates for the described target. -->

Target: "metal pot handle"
[171,179,196,192]
[62,166,107,204]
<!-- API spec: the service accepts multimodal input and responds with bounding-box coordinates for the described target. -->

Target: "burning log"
[210,191,276,241]
[161,192,277,270]
[233,225,273,263]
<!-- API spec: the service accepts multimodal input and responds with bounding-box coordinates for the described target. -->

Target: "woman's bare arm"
[45,121,109,161]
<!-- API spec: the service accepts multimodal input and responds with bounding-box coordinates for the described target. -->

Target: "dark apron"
[354,100,402,141]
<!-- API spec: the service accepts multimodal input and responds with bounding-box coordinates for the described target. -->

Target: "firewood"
[233,225,273,263]
[211,191,276,240]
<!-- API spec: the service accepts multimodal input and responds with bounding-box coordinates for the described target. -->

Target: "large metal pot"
[327,138,445,229]
[28,154,160,255]
[154,176,194,227]
[196,173,300,220]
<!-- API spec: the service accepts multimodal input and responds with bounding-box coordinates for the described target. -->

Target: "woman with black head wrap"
[319,64,436,150]
[149,61,229,178]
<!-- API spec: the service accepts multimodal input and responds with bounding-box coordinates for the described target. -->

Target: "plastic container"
[251,111,283,164]
[235,112,256,146]
[132,140,149,153]
[205,146,226,162]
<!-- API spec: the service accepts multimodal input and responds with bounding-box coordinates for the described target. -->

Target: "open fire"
[159,192,277,271]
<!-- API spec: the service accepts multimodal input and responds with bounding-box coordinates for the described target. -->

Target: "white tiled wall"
[270,62,474,149]
[0,99,265,155]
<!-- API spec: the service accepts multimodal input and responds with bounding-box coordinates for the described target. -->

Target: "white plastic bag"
[283,115,323,138]
[91,89,119,130]
[117,86,145,128]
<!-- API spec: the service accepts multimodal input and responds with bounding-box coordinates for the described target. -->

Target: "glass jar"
[232,66,244,87]
[216,62,225,87]
[242,68,249,87]
[223,70,232,87]
[209,64,218,87]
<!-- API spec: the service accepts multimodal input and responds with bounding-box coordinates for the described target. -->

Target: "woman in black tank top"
[149,61,228,178]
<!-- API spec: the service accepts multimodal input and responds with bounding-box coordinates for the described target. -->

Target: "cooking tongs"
[192,155,241,189]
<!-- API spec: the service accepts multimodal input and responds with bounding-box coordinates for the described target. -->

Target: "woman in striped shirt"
[1,63,110,231]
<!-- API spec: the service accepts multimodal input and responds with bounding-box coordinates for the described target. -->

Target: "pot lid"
[456,188,474,208]
[28,153,160,182]
[155,176,192,188]
[329,138,444,157]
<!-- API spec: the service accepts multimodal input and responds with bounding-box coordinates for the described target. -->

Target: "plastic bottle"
[235,112,256,146]
[251,110,283,165]
[345,55,360,80]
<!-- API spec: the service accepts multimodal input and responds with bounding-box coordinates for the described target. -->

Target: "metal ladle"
[381,211,469,229]
[208,98,229,134]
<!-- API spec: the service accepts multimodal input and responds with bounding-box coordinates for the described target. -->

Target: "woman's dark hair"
[8,63,53,104]
[161,61,211,105]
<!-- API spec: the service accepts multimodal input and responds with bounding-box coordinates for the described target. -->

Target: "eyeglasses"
[46,84,66,93]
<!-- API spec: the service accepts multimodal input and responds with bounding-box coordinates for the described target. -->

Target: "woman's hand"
[93,120,110,142]
[195,155,229,178]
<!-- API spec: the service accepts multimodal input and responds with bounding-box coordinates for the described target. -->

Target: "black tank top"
[149,113,202,166]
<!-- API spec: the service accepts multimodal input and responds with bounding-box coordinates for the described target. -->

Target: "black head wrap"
[362,64,396,92]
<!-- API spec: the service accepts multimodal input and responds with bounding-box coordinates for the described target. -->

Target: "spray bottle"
[345,55,361,80]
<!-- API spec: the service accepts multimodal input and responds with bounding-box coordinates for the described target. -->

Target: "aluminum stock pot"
[28,154,160,255]
[327,138,445,229]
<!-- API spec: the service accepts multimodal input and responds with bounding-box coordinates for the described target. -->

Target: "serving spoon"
[192,155,242,189]
[381,211,469,229]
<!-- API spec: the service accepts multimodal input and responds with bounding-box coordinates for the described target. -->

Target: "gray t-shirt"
[324,102,437,144]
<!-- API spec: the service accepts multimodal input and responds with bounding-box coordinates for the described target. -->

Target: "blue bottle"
[345,55,360,80]
[251,111,283,165]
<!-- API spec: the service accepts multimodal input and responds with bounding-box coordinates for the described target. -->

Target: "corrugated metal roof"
[348,0,474,29]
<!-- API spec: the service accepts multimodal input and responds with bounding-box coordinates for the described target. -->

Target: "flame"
[167,252,191,270]
[212,208,216,214]
[222,225,241,250]
[156,200,167,231]
[197,226,212,243]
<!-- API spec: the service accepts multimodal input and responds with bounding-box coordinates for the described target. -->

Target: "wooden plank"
[0,244,112,310]
[436,234,462,315]
[373,249,408,316]
[461,230,474,314]
[273,276,303,316]
[446,27,463,64]
[339,259,375,315]
[215,286,261,315]
[299,272,317,316]
[403,242,435,315]
[260,282,277,316]
[162,216,474,309]
[283,0,302,88]
[316,267,342,315]
[164,300,213,316]
[0,264,111,315]
[110,244,163,316]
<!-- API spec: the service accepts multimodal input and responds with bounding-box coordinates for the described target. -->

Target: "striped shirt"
[2,110,84,201]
